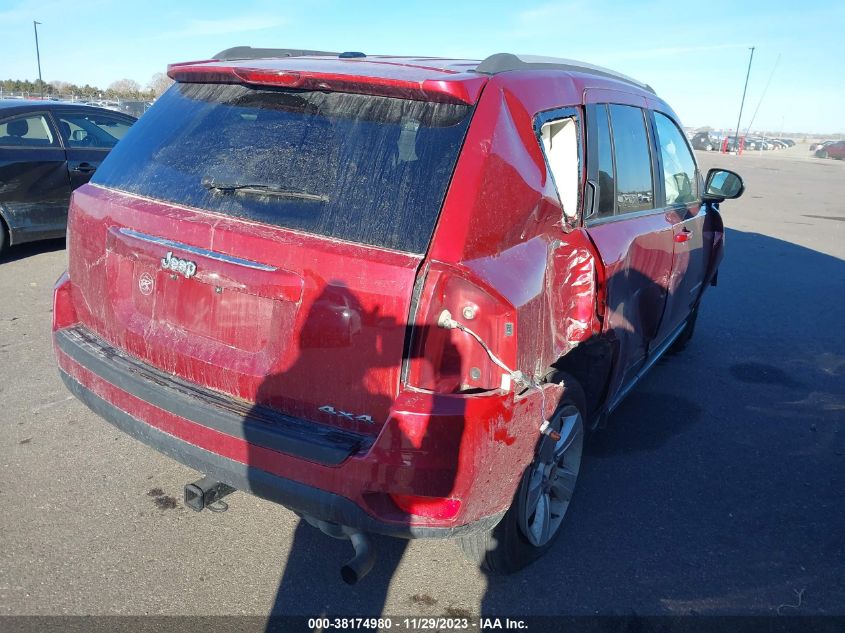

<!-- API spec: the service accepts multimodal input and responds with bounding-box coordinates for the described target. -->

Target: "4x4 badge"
[161,251,197,278]
[318,405,374,424]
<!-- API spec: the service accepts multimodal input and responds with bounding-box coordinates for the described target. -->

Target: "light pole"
[33,21,43,99]
[732,46,755,152]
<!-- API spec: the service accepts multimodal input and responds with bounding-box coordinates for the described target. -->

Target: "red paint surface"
[54,56,725,528]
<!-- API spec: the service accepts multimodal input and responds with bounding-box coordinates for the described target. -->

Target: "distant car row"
[690,131,796,152]
[0,96,153,119]
[744,137,794,151]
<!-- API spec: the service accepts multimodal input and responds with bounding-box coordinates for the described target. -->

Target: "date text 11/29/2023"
[307,617,528,630]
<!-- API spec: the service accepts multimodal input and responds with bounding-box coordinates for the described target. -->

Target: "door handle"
[674,228,693,243]
[70,162,97,174]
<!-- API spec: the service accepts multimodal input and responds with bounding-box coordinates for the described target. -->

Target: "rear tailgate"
[68,185,420,434]
[63,79,475,436]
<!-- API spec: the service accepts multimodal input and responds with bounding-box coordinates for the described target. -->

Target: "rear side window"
[0,114,56,147]
[608,104,654,214]
[93,84,473,254]
[539,115,579,219]
[56,111,133,149]
[654,112,698,205]
[594,105,615,218]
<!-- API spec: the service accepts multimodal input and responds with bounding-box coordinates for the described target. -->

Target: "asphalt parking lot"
[1,145,843,619]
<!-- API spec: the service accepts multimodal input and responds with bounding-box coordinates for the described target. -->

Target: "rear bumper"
[60,369,502,538]
[55,326,370,467]
[53,321,545,538]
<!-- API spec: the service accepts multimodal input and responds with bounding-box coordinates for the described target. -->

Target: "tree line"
[0,73,173,101]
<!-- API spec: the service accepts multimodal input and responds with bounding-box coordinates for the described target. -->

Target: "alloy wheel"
[517,405,584,547]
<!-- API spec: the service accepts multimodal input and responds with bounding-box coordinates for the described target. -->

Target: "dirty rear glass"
[92,84,473,253]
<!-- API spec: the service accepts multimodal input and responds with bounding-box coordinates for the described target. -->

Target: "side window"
[595,104,615,218]
[608,104,654,214]
[0,114,57,147]
[539,116,579,219]
[654,112,698,205]
[56,112,133,149]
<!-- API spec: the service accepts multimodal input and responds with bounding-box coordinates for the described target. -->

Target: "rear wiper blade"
[201,178,329,202]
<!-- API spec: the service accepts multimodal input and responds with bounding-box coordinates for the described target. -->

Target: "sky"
[1,0,843,134]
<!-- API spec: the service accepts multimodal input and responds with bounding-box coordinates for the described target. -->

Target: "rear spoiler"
[166,60,486,105]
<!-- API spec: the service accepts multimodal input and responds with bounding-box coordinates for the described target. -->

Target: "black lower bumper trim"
[55,326,370,466]
[61,371,504,539]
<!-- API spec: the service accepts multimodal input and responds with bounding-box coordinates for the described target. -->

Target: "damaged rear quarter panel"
[408,73,604,502]
[430,74,602,382]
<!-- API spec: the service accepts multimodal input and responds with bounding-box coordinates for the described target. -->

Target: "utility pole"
[733,46,755,152]
[33,21,43,99]
[744,52,779,138]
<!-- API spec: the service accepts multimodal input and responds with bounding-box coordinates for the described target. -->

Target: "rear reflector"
[390,494,462,520]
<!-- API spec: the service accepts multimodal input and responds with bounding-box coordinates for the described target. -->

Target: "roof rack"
[213,46,339,61]
[475,53,655,94]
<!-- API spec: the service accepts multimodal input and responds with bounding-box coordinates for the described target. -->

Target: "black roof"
[214,46,338,61]
[476,53,655,93]
[207,47,655,94]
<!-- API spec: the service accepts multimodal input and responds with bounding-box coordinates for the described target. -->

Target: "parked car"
[0,101,136,256]
[810,140,835,151]
[744,137,770,151]
[52,49,743,580]
[690,130,721,151]
[816,140,845,159]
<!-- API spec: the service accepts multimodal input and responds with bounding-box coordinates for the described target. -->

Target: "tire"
[704,143,713,151]
[459,372,586,574]
[669,305,699,353]
[816,151,828,159]
[0,219,8,259]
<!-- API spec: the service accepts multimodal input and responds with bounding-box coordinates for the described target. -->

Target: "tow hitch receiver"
[184,476,235,512]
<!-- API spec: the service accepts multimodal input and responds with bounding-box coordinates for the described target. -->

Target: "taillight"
[404,264,517,393]
[233,69,302,87]
[52,271,77,331]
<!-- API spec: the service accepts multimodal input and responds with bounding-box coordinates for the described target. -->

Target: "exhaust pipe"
[184,476,235,512]
[340,531,375,585]
[302,515,376,584]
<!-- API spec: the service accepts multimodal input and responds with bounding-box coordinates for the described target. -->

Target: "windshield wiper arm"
[202,179,329,203]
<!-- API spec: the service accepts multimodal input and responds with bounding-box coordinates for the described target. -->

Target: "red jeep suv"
[52,49,744,581]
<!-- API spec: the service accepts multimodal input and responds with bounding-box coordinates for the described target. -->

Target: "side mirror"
[703,168,744,202]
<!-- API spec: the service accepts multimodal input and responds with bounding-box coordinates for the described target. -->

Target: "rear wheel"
[459,374,585,574]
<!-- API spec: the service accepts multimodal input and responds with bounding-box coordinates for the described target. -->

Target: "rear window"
[92,84,473,253]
